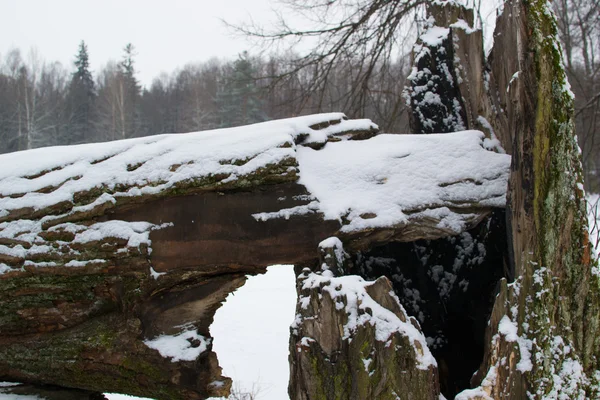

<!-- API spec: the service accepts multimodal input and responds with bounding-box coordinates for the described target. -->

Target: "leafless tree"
[0,49,69,152]
[554,0,600,191]
[233,0,427,129]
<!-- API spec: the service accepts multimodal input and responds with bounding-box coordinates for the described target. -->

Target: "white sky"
[0,0,280,87]
[1,0,501,88]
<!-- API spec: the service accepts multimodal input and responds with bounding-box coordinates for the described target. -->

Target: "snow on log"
[294,130,509,249]
[0,113,508,275]
[0,112,508,399]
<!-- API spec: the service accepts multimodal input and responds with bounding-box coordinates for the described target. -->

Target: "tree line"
[0,41,410,155]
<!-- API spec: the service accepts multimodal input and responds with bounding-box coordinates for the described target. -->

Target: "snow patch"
[143,327,210,362]
[498,315,533,372]
[296,131,510,232]
[421,26,450,47]
[252,201,319,221]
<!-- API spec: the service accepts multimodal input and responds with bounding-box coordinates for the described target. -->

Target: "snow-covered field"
[209,265,297,400]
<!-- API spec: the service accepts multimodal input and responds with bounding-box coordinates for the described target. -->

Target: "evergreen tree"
[120,43,141,97]
[96,44,141,141]
[118,43,141,137]
[65,41,96,143]
[216,52,267,128]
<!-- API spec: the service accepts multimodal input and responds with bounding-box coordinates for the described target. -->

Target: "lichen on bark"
[289,238,440,400]
[463,0,600,398]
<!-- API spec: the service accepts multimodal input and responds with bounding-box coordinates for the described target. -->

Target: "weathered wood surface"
[0,113,509,398]
[289,239,440,400]
[406,1,600,398]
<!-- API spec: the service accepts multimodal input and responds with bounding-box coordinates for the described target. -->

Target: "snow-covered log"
[0,114,508,276]
[0,113,509,398]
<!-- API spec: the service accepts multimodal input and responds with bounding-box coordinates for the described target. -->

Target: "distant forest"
[0,42,410,153]
[0,0,598,191]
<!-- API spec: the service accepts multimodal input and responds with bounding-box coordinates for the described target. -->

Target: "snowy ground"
[209,265,297,400]
[104,395,153,400]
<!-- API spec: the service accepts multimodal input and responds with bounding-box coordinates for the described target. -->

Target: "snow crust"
[498,315,532,373]
[477,116,505,154]
[450,19,476,34]
[301,118,378,144]
[252,201,319,221]
[420,26,450,47]
[455,388,493,400]
[71,221,155,246]
[0,218,168,275]
[104,395,153,400]
[318,236,346,267]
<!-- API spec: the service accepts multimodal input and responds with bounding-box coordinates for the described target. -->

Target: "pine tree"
[217,52,267,128]
[96,44,142,141]
[120,43,141,97]
[118,43,141,138]
[65,41,96,143]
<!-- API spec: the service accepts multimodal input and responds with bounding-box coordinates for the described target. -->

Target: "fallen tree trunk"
[0,114,508,398]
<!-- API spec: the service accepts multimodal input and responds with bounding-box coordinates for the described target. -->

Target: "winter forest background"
[0,0,598,190]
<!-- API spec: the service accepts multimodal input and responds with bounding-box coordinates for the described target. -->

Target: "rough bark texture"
[406,0,600,397]
[0,269,244,399]
[468,1,600,397]
[288,239,440,400]
[0,114,505,398]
